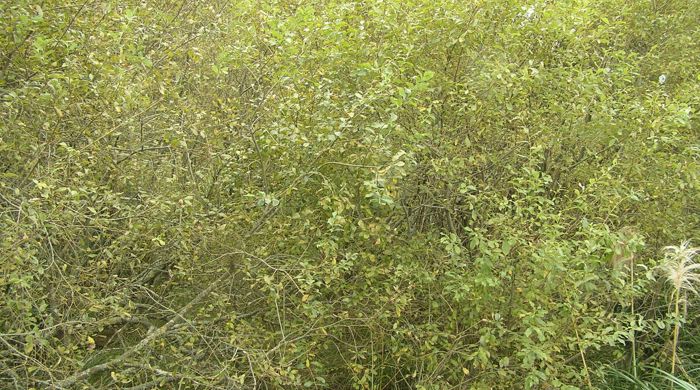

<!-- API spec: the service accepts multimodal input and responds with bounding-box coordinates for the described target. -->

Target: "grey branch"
[52,273,226,388]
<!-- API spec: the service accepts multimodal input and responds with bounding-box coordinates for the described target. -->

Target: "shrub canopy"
[1,0,699,388]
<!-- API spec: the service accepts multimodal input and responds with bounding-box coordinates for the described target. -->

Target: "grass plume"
[659,241,700,374]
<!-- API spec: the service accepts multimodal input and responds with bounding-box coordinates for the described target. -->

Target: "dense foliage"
[1,0,699,388]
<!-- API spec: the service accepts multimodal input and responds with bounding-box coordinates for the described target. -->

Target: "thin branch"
[52,272,227,388]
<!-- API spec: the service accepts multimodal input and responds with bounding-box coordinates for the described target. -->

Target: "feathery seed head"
[660,241,700,296]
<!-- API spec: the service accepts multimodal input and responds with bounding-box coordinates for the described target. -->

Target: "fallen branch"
[52,273,227,388]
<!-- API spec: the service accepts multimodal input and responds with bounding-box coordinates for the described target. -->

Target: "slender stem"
[572,317,593,390]
[630,255,637,379]
[671,287,680,375]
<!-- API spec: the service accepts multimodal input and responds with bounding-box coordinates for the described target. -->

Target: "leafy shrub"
[1,0,698,388]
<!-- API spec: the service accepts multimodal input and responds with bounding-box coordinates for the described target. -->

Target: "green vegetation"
[1,0,699,388]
